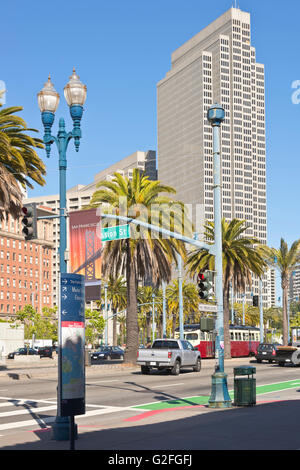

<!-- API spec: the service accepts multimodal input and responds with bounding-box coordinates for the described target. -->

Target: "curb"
[0,361,140,380]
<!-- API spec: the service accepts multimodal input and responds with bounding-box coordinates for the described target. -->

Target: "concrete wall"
[0,322,24,357]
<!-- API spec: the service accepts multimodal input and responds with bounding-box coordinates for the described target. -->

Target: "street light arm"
[100,213,214,253]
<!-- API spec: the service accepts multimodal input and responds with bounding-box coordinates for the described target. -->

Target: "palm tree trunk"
[282,276,289,345]
[125,242,139,363]
[172,313,177,337]
[223,282,231,359]
[146,312,151,343]
[112,307,117,346]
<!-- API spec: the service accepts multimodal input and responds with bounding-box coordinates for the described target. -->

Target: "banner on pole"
[69,209,102,301]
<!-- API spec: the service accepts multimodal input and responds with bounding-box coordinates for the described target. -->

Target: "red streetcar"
[175,324,260,358]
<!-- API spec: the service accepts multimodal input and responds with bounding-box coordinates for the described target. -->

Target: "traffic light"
[253,295,259,307]
[21,204,37,240]
[197,271,214,300]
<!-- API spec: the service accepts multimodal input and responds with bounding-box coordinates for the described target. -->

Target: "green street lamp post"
[37,70,87,440]
[207,104,231,409]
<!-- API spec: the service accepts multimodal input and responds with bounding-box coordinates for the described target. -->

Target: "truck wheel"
[171,360,180,376]
[193,357,201,372]
[291,350,300,366]
[141,366,150,375]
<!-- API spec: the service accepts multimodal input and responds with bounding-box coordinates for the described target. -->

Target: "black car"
[7,347,39,359]
[255,343,279,363]
[37,346,53,358]
[91,346,124,361]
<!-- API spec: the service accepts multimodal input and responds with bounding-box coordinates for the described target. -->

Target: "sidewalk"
[0,386,299,450]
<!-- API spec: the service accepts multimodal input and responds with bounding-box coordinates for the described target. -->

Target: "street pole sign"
[59,273,85,418]
[101,224,130,242]
[199,303,217,313]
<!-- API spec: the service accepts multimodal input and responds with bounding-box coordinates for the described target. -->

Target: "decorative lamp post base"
[51,416,77,441]
[208,371,232,409]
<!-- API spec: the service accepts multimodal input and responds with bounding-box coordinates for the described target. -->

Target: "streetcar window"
[185,333,198,341]
[230,332,234,340]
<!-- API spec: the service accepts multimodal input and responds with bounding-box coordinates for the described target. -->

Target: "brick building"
[0,206,54,317]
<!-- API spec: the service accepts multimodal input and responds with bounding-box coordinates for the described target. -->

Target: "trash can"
[233,366,256,406]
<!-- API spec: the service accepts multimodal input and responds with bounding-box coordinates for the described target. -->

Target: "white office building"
[157,7,269,304]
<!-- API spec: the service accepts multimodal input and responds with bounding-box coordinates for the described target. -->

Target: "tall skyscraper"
[157,7,268,302]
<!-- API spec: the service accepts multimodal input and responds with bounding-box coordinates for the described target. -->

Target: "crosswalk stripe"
[0,416,55,431]
[0,404,57,418]
[0,405,136,431]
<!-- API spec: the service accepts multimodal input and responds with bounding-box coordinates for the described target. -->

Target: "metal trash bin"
[233,366,256,406]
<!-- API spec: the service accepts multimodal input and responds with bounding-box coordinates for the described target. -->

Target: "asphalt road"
[0,357,300,450]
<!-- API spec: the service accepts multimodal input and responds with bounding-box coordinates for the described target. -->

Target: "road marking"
[87,380,120,384]
[131,380,300,412]
[0,416,56,431]
[0,405,57,418]
[0,405,143,431]
[151,383,185,389]
[0,396,56,404]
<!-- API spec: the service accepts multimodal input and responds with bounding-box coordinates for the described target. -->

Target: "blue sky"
[1,0,300,256]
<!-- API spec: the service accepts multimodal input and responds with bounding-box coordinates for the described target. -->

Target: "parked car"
[7,347,39,359]
[91,346,124,361]
[37,346,53,358]
[255,343,279,363]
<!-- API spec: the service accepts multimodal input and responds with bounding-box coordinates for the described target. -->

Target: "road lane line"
[151,383,185,388]
[87,380,120,384]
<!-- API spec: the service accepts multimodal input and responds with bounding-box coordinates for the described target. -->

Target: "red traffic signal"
[21,204,37,240]
[21,206,29,216]
[197,271,213,300]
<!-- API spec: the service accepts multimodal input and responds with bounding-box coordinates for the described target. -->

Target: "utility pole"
[207,104,231,409]
[259,278,264,343]
[177,253,184,341]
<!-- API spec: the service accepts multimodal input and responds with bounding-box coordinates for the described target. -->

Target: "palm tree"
[186,218,268,358]
[267,238,300,345]
[0,105,46,219]
[137,285,156,343]
[166,280,199,337]
[89,169,192,362]
[102,276,127,346]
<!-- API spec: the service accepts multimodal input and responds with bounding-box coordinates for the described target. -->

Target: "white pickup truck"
[136,338,201,375]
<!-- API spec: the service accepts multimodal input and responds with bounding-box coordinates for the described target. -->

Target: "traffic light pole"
[177,253,184,341]
[259,278,264,343]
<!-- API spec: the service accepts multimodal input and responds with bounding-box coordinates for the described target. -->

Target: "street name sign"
[101,224,130,242]
[199,303,217,313]
[60,273,85,417]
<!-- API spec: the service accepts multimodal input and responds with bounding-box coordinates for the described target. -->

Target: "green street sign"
[101,224,130,242]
